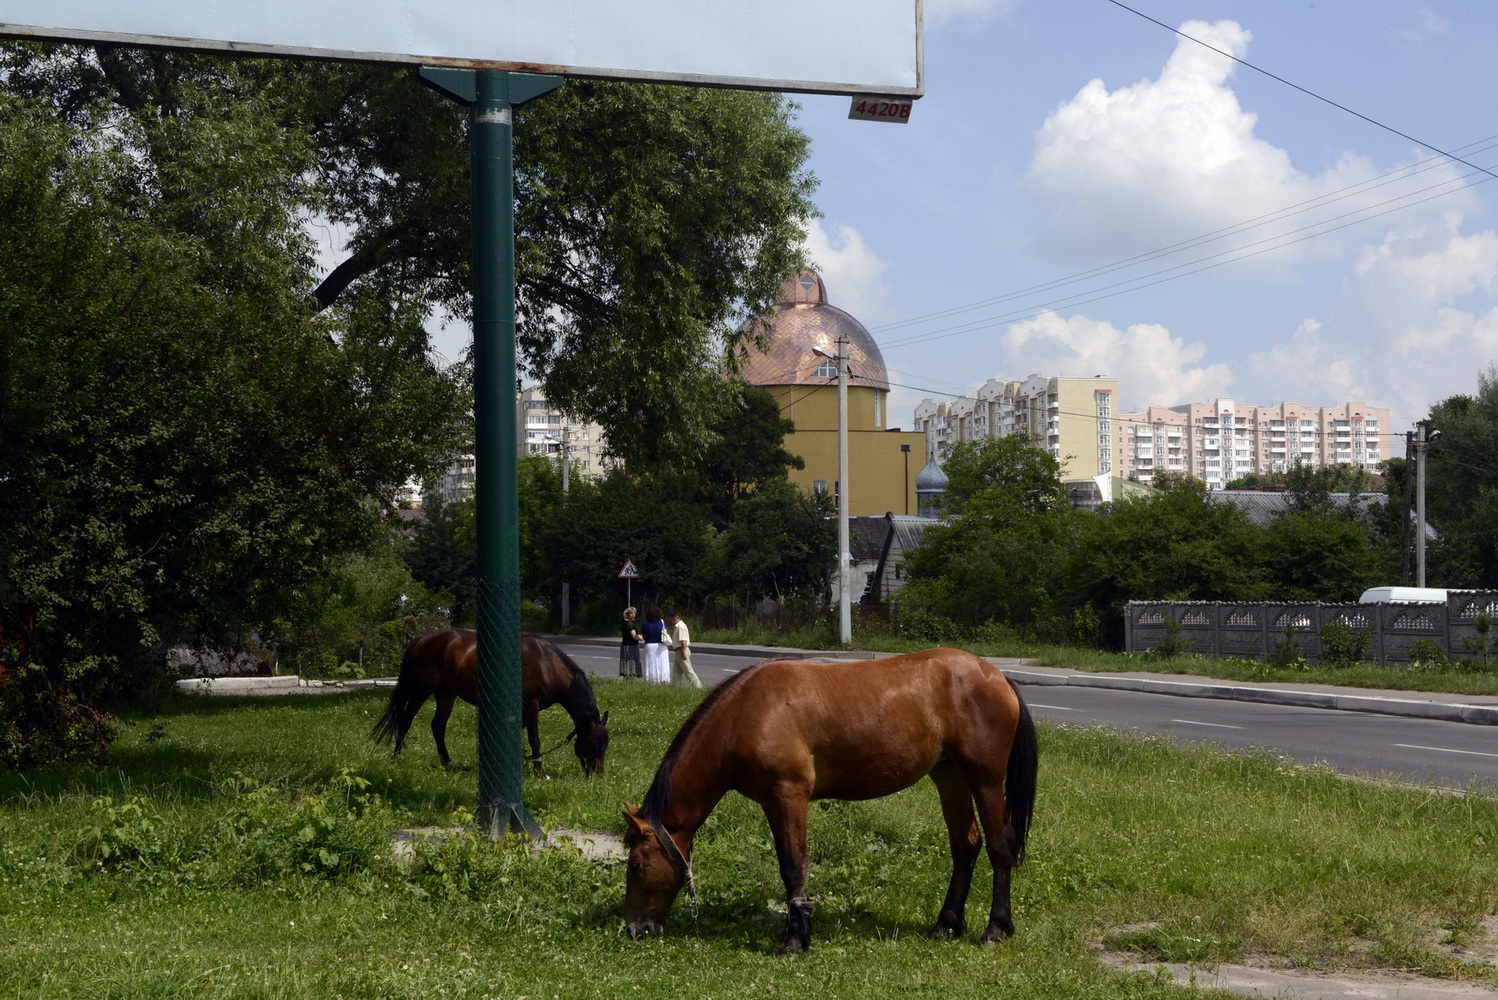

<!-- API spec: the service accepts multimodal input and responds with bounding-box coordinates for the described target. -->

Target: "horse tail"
[1004,685,1039,865]
[370,640,423,751]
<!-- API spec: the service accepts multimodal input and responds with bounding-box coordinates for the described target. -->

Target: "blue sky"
[780,0,1498,441]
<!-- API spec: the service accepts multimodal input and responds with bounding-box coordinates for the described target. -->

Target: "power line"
[1103,0,1498,184]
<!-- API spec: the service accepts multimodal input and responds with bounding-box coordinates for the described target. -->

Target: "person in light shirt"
[666,611,702,690]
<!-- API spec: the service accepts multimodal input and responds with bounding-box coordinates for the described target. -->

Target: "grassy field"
[2,678,1496,999]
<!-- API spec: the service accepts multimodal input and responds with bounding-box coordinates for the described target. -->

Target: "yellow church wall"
[766,383,887,433]
[765,384,921,515]
[784,428,927,517]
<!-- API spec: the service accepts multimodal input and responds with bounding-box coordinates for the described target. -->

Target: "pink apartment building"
[1114,398,1389,489]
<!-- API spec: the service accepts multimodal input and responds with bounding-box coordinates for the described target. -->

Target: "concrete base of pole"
[478,802,545,841]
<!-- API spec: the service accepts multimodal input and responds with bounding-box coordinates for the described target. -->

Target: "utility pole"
[1400,430,1414,584]
[835,334,851,645]
[814,337,852,645]
[1414,421,1440,588]
[560,428,570,629]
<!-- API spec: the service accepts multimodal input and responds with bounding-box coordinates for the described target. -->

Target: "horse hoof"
[979,924,1014,945]
[926,921,966,941]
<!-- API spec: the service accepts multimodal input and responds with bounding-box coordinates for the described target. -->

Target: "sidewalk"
[559,635,1498,727]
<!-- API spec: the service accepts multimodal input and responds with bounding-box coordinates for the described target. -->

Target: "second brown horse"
[372,629,609,775]
[622,647,1037,953]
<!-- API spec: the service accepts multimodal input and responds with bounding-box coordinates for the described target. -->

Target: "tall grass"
[1,681,1495,999]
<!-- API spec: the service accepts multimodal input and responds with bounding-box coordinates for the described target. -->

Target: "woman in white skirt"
[640,605,671,683]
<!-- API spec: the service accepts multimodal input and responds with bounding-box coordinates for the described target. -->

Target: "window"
[814,359,837,379]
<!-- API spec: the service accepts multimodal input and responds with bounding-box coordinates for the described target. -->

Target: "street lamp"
[813,339,852,645]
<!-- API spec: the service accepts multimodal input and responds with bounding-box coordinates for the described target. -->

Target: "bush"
[1318,620,1370,667]
[0,670,119,771]
[1405,638,1452,670]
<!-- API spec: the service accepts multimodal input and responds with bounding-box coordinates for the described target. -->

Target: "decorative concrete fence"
[1125,591,1498,664]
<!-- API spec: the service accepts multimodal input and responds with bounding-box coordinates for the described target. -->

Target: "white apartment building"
[437,388,614,504]
[1114,398,1389,489]
[913,374,1119,479]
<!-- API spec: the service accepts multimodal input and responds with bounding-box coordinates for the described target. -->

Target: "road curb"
[1003,669,1498,726]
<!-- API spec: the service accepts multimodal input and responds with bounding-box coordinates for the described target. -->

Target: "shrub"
[1318,620,1370,667]
[1153,617,1192,659]
[0,670,119,771]
[1405,638,1452,670]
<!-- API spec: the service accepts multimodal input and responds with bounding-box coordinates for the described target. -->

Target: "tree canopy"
[0,88,467,726]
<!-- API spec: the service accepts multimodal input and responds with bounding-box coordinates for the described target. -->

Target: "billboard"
[0,0,923,96]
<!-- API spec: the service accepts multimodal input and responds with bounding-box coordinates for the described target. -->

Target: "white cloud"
[803,218,898,324]
[1250,218,1498,431]
[1000,310,1233,410]
[926,0,1016,28]
[1024,20,1473,266]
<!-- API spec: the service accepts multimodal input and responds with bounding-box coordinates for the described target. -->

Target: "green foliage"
[905,435,1075,629]
[1153,617,1193,659]
[1065,473,1270,619]
[0,71,467,757]
[270,540,452,678]
[1426,366,1498,587]
[1462,612,1495,670]
[1407,638,1453,669]
[1318,620,1371,667]
[0,672,119,770]
[405,497,478,624]
[708,478,834,604]
[693,384,805,528]
[1271,625,1310,670]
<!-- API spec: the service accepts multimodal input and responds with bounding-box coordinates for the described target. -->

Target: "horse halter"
[530,727,578,763]
[647,813,699,919]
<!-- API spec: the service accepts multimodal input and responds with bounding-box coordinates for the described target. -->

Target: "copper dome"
[737,272,890,391]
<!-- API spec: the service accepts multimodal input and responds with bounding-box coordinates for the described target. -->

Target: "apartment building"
[436,388,614,504]
[913,374,1119,479]
[1114,398,1389,489]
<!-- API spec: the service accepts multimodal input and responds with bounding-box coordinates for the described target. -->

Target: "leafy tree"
[693,384,805,528]
[1259,511,1392,603]
[903,435,1073,625]
[0,86,465,760]
[709,479,834,604]
[1425,368,1498,587]
[543,469,712,610]
[405,498,478,625]
[940,435,1068,523]
[1064,473,1270,617]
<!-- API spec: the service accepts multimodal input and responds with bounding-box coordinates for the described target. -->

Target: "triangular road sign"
[618,560,640,579]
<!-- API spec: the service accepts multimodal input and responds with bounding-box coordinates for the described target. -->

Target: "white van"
[1358,587,1448,604]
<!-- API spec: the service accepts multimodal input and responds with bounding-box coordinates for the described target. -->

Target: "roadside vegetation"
[2,682,1495,998]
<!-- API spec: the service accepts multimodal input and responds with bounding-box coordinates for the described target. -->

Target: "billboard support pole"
[421,67,561,840]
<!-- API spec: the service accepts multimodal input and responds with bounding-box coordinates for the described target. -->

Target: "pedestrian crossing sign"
[618,560,640,579]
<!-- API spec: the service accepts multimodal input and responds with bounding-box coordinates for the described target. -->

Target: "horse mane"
[641,661,768,822]
[553,643,601,723]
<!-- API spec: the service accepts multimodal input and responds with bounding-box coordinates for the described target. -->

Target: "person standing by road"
[667,611,702,689]
[641,605,670,684]
[619,606,642,678]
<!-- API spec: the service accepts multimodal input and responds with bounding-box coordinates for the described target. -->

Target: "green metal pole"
[421,67,559,839]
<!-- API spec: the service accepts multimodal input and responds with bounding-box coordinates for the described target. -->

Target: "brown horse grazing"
[371,630,609,776]
[622,647,1037,954]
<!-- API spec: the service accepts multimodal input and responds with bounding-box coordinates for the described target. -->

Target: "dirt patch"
[1095,919,1498,1000]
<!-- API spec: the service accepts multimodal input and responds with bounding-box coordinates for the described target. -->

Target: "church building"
[739,271,927,517]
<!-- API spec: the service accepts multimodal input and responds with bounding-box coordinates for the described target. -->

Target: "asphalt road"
[550,637,1498,791]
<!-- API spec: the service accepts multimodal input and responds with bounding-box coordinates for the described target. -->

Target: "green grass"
[2,681,1496,998]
